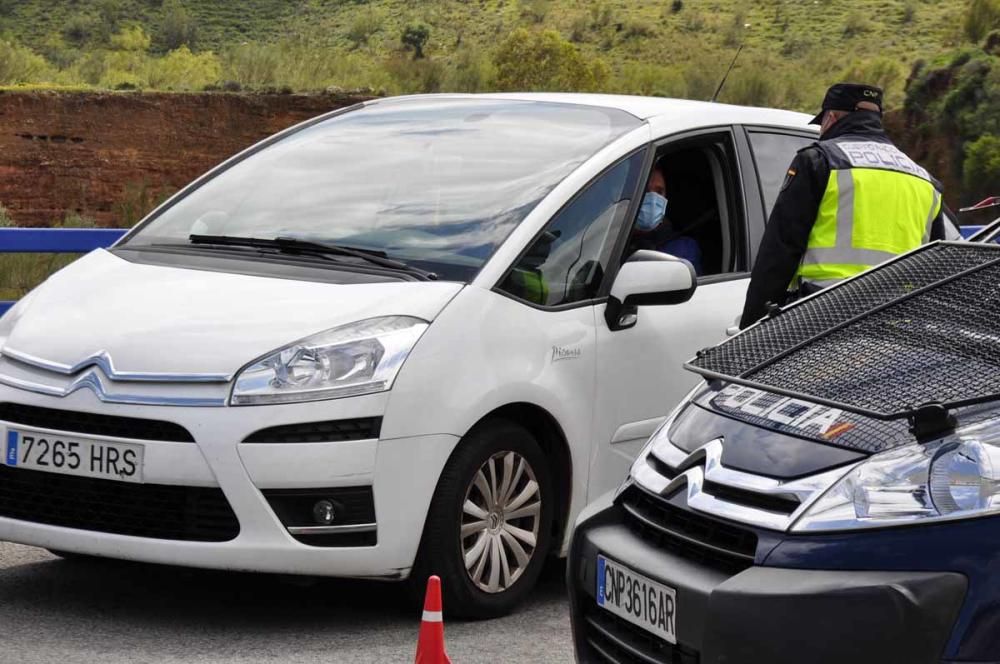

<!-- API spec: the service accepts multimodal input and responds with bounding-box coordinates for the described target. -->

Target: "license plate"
[596,555,677,644]
[3,428,144,483]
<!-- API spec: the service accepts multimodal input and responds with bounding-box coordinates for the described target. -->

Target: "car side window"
[628,132,747,277]
[748,131,816,217]
[499,151,644,307]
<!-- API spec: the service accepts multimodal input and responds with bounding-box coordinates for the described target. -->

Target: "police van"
[569,234,1000,662]
[0,94,829,617]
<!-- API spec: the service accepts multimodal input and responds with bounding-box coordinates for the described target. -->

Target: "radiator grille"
[0,465,239,541]
[0,402,194,442]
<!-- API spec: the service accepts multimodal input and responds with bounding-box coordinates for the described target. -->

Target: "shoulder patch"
[780,167,797,191]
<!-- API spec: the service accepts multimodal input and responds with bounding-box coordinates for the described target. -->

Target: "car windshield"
[122,98,641,281]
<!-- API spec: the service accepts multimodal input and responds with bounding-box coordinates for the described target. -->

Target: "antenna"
[711,38,747,103]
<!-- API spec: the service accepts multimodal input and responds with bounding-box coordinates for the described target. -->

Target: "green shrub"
[723,66,780,107]
[621,20,656,41]
[590,3,612,30]
[680,9,706,33]
[965,0,1000,44]
[616,63,686,97]
[145,45,221,90]
[221,42,281,88]
[520,0,551,24]
[683,62,722,100]
[723,10,747,48]
[843,11,872,38]
[346,10,381,48]
[493,28,608,92]
[401,24,430,60]
[94,0,126,44]
[964,133,1000,195]
[385,56,444,94]
[569,15,590,43]
[109,25,152,52]
[157,0,198,51]
[0,39,53,84]
[220,40,389,92]
[0,203,12,226]
[63,14,97,48]
[446,49,493,92]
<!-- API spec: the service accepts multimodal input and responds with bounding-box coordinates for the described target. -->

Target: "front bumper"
[0,386,460,579]
[569,495,967,664]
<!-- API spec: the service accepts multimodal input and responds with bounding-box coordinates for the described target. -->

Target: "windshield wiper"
[188,234,438,281]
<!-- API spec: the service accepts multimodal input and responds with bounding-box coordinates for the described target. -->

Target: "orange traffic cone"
[414,575,452,664]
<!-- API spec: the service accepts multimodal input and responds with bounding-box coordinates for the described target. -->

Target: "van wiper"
[188,234,438,280]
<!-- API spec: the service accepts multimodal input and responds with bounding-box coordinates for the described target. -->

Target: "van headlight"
[230,316,428,405]
[792,418,1000,532]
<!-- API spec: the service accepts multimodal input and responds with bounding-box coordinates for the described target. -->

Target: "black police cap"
[809,83,884,124]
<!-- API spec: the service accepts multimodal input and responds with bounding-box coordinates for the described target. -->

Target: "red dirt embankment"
[0,91,373,227]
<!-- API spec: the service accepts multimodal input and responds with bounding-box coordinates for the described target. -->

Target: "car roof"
[381,92,814,129]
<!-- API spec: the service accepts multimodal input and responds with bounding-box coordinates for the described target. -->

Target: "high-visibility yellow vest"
[796,137,943,289]
[507,267,549,305]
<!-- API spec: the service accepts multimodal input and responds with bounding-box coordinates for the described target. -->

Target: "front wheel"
[412,419,554,619]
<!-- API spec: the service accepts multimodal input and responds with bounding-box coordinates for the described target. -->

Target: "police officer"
[740,82,952,328]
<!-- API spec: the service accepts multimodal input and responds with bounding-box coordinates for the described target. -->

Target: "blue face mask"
[636,192,668,231]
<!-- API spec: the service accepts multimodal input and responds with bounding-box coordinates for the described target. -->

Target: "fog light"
[312,499,336,525]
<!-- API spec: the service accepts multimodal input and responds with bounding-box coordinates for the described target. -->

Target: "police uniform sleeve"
[930,205,960,241]
[739,149,828,328]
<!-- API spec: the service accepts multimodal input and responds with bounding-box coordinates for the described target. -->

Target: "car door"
[587,127,759,500]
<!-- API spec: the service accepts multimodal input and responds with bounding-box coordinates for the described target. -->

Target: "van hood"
[2,250,463,377]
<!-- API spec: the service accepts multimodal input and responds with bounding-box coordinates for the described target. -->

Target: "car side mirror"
[605,250,697,331]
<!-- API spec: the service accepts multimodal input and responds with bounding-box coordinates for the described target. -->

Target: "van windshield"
[123,98,641,281]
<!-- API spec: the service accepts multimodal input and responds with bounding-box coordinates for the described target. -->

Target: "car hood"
[2,249,463,377]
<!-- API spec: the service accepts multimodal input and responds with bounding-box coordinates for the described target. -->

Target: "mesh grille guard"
[686,242,1000,440]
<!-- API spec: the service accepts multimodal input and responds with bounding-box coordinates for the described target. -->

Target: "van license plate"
[596,555,677,644]
[4,428,144,483]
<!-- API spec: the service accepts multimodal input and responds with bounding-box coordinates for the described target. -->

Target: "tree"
[158,0,198,51]
[493,28,609,92]
[401,24,430,60]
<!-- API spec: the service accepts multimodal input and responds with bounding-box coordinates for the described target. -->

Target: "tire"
[411,419,554,619]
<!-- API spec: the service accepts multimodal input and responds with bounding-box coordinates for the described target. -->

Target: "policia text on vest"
[739,110,948,328]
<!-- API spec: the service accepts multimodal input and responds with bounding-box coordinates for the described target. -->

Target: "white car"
[0,94,815,616]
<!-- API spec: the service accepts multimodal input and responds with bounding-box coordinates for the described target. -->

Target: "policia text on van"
[739,83,951,328]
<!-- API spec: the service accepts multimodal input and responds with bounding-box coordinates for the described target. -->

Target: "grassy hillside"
[0,0,975,110]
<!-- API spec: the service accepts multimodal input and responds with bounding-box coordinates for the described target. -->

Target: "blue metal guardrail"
[0,224,989,317]
[0,228,128,316]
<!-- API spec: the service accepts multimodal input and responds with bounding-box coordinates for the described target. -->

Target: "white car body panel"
[6,249,462,376]
[0,93,816,578]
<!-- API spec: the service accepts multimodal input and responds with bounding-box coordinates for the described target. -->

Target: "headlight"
[230,316,428,406]
[792,418,1000,532]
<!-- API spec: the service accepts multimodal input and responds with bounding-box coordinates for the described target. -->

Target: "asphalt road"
[0,542,574,663]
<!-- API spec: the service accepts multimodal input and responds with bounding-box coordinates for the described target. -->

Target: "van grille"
[582,604,700,664]
[0,465,239,541]
[619,486,757,575]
